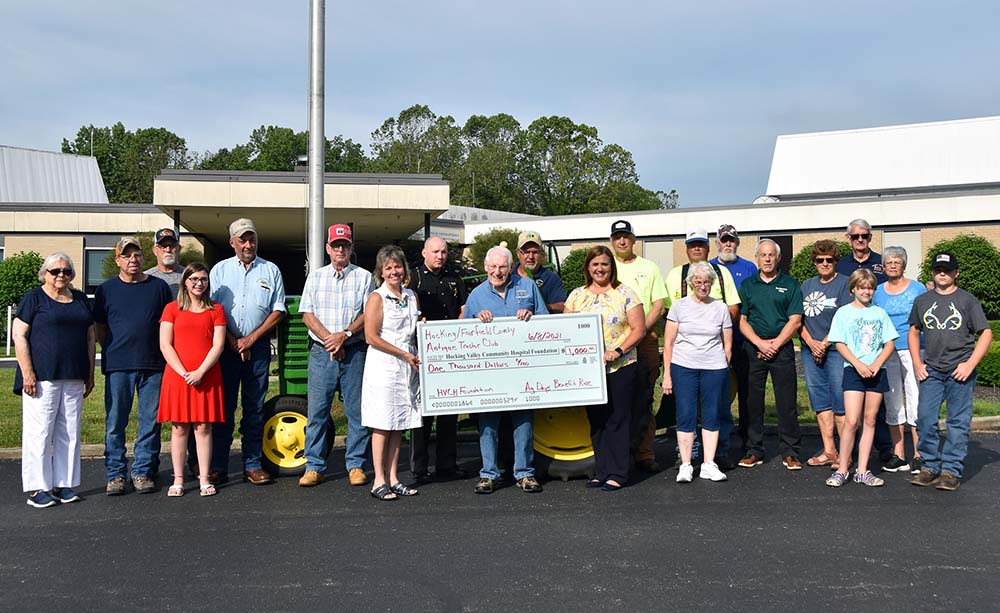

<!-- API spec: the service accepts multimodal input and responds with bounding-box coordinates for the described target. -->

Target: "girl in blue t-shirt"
[825,269,898,488]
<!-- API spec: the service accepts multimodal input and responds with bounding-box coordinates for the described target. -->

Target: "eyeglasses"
[156,243,178,250]
[187,277,209,285]
[47,268,73,276]
[884,261,904,268]
[486,265,510,272]
[329,243,352,251]
[117,253,142,261]
[848,233,872,241]
[813,257,835,264]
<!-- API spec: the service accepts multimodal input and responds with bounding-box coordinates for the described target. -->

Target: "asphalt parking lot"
[3,433,999,612]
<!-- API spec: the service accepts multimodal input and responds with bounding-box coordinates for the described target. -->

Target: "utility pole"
[307,0,326,272]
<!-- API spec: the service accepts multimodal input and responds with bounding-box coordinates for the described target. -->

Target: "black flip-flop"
[601,481,624,492]
[585,479,604,489]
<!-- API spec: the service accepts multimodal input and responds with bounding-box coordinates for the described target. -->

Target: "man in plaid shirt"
[298,224,375,487]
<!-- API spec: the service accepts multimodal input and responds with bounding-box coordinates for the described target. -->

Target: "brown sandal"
[807,451,838,467]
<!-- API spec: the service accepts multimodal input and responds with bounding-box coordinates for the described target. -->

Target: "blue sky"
[3,1,999,206]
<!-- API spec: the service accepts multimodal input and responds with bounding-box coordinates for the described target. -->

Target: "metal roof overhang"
[152,170,451,252]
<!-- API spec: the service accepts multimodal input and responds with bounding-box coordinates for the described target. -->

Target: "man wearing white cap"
[513,230,567,313]
[664,228,741,467]
[297,224,375,488]
[208,218,286,485]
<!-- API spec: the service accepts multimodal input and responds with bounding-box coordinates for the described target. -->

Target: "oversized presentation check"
[417,313,609,416]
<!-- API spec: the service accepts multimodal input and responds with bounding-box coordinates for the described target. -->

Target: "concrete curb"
[1,418,998,460]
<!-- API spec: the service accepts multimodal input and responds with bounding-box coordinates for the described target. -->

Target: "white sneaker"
[676,463,694,483]
[699,461,728,482]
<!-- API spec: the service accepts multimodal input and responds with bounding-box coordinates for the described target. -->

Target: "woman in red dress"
[158,263,227,497]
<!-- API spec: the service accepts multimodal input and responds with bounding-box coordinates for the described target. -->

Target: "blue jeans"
[672,364,729,433]
[212,341,270,473]
[916,367,976,478]
[104,370,162,480]
[802,350,846,415]
[305,343,367,472]
[478,410,534,480]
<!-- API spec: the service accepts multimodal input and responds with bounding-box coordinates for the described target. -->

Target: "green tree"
[195,127,369,173]
[62,123,190,203]
[558,248,589,294]
[789,241,851,283]
[370,105,464,176]
[467,227,523,274]
[919,234,1000,318]
[0,251,44,309]
[518,116,664,216]
[453,113,526,212]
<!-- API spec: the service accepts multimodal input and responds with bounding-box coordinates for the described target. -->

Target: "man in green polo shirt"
[611,219,667,473]
[737,238,804,471]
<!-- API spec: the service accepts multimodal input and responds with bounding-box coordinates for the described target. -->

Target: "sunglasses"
[47,268,73,276]
[813,257,835,264]
[848,233,872,241]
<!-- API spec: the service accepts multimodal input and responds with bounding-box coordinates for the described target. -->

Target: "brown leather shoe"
[348,468,368,486]
[782,456,803,471]
[207,470,229,485]
[738,454,763,468]
[911,469,942,487]
[243,469,274,485]
[298,470,323,487]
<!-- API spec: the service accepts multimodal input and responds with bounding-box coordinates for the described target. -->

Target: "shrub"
[466,227,523,274]
[558,248,589,294]
[788,240,851,283]
[919,234,1000,319]
[0,251,44,308]
[977,341,1000,388]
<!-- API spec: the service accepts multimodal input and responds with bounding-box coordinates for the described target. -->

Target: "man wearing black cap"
[145,228,182,296]
[610,219,667,472]
[908,252,992,491]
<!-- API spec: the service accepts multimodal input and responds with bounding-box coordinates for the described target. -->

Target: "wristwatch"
[614,347,624,357]
[344,330,353,338]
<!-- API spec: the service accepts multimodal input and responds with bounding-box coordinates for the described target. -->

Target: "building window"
[85,249,113,292]
[0,247,4,264]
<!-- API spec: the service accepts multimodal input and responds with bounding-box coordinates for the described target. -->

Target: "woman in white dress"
[362,246,423,501]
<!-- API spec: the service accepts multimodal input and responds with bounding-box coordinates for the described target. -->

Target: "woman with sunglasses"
[800,240,853,468]
[157,263,227,497]
[13,253,95,508]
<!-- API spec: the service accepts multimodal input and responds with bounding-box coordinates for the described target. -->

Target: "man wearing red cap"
[298,224,376,487]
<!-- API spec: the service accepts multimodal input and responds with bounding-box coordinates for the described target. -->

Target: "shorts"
[802,349,846,415]
[842,366,889,394]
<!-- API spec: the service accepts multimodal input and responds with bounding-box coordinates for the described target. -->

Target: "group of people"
[13,214,993,508]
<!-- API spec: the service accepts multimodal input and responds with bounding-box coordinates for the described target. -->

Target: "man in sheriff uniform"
[407,235,469,484]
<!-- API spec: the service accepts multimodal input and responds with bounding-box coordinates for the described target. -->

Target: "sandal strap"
[390,482,417,496]
[371,484,397,500]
